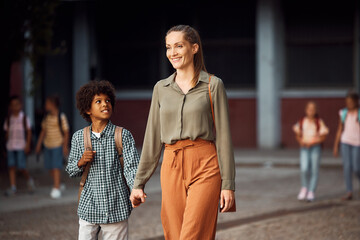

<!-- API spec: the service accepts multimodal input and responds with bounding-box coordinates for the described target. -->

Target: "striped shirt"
[3,111,31,151]
[65,121,140,224]
[41,113,69,148]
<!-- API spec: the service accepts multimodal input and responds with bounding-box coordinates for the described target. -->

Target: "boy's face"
[9,99,22,115]
[87,93,113,121]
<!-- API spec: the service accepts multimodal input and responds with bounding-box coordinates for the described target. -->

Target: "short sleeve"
[26,116,31,130]
[319,119,329,135]
[61,113,70,131]
[293,122,300,134]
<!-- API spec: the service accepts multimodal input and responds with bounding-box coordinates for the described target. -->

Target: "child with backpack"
[333,91,360,201]
[66,80,140,240]
[35,95,70,199]
[293,101,329,201]
[3,95,35,196]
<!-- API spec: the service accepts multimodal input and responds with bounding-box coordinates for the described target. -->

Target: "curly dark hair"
[76,80,116,122]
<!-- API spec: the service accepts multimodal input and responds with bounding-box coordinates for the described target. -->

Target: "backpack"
[299,117,321,135]
[78,126,126,204]
[340,108,360,124]
[5,113,28,140]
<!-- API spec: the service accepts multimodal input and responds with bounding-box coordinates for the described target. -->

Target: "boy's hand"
[35,144,42,154]
[25,144,31,155]
[78,150,96,167]
[130,189,147,208]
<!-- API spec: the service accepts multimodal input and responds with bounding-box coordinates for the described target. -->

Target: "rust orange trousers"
[161,138,221,240]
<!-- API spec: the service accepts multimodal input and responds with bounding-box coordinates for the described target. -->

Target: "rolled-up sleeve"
[133,83,163,190]
[212,79,236,191]
[65,131,84,178]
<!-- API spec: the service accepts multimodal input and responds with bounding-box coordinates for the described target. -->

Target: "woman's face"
[165,31,198,70]
[305,102,317,118]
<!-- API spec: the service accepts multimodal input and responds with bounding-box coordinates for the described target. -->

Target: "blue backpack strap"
[358,108,360,122]
[341,108,348,124]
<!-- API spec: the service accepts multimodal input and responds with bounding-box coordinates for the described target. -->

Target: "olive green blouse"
[133,70,235,191]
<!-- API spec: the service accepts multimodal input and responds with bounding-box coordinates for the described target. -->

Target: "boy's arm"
[25,128,32,154]
[35,129,45,154]
[63,129,70,156]
[122,129,140,191]
[65,132,85,178]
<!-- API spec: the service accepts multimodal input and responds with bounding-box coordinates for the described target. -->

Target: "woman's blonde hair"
[166,25,207,86]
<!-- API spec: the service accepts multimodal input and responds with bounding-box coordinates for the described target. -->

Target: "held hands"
[130,189,147,208]
[219,190,235,213]
[78,150,96,167]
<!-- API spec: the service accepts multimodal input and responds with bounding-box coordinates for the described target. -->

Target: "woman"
[333,91,360,201]
[293,101,329,202]
[130,25,235,239]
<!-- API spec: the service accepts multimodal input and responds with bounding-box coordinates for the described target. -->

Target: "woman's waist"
[165,138,214,150]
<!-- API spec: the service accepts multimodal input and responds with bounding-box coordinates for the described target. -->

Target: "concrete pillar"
[354,1,360,94]
[23,57,35,126]
[72,4,90,130]
[256,0,284,149]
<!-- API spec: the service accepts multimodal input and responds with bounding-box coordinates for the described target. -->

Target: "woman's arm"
[131,83,162,208]
[212,78,235,191]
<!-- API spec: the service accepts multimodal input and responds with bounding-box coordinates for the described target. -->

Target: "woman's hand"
[130,189,147,208]
[219,190,235,213]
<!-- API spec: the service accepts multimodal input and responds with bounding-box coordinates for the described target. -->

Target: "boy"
[35,95,70,199]
[3,95,35,195]
[66,80,140,240]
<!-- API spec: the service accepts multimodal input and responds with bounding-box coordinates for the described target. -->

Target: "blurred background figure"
[3,95,35,196]
[293,101,329,202]
[333,91,360,201]
[35,95,70,199]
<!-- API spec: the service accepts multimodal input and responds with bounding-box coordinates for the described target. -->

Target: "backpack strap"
[78,126,92,204]
[58,112,64,136]
[114,126,124,170]
[341,108,348,124]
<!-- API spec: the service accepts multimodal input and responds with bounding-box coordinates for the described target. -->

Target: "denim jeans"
[341,143,360,192]
[300,144,321,192]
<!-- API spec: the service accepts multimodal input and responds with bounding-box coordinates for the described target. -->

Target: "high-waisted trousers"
[161,138,221,240]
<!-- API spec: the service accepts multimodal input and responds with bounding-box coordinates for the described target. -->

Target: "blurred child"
[66,80,140,240]
[333,91,360,201]
[293,101,329,201]
[3,96,35,195]
[35,95,70,199]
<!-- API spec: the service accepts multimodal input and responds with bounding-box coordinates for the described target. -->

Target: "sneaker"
[60,183,66,192]
[307,191,315,202]
[341,192,353,201]
[297,187,307,201]
[4,187,16,197]
[50,188,61,199]
[27,178,36,194]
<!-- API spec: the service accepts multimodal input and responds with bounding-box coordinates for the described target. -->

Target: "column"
[354,0,360,94]
[256,0,284,149]
[72,3,90,130]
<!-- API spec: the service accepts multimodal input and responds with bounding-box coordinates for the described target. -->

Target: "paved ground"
[0,149,359,240]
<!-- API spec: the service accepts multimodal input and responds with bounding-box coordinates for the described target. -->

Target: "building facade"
[9,0,360,149]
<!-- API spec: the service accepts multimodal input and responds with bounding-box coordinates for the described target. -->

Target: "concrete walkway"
[0,149,358,240]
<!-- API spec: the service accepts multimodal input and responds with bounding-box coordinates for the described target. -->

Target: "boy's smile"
[87,94,113,121]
